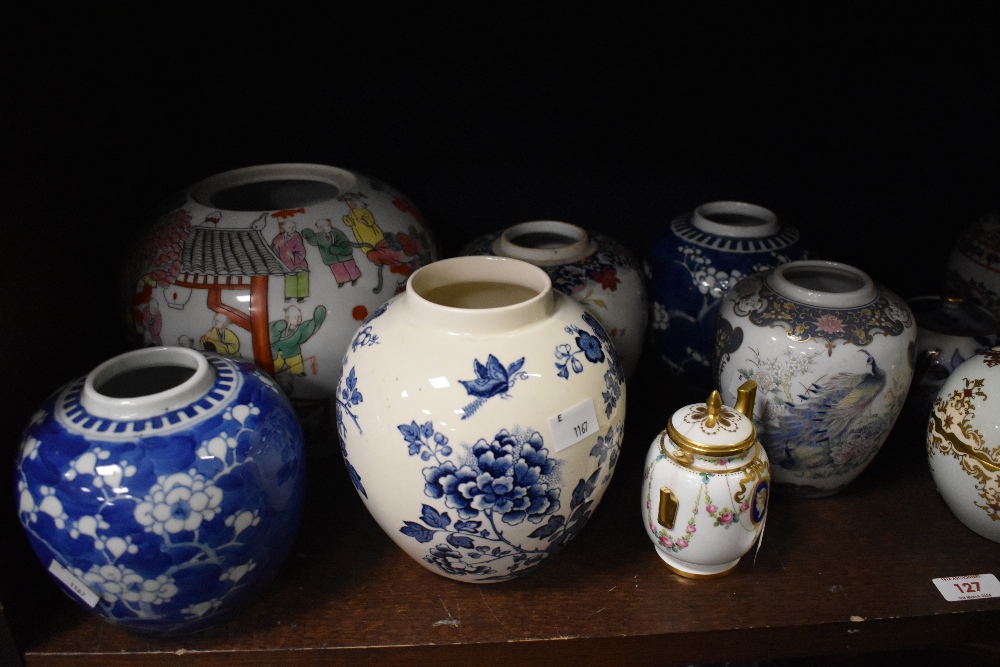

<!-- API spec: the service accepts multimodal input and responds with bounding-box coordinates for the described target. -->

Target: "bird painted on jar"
[772,349,889,471]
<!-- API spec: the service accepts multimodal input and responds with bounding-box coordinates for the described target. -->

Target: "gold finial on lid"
[704,390,722,428]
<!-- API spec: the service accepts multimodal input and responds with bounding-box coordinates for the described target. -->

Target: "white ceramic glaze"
[945,211,1000,319]
[905,294,1000,420]
[715,260,916,497]
[642,382,770,578]
[927,348,1000,543]
[121,163,441,431]
[460,220,648,380]
[336,256,627,582]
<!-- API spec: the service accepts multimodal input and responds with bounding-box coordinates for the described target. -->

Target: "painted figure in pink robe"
[272,219,310,302]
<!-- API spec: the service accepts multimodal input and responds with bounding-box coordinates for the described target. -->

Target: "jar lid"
[666,385,757,457]
[908,293,1000,338]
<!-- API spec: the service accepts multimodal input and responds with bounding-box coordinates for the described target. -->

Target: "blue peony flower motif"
[418,429,562,527]
[576,331,605,363]
[466,430,560,526]
[423,460,481,519]
[396,417,624,580]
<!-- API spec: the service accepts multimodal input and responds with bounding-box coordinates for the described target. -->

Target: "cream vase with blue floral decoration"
[336,256,627,582]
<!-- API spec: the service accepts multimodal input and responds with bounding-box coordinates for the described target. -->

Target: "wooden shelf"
[7,349,1000,666]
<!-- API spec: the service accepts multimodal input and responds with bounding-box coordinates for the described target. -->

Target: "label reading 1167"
[48,559,100,607]
[549,399,600,452]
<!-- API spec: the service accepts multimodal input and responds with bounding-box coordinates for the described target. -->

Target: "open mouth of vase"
[691,201,780,238]
[95,365,197,399]
[81,347,217,419]
[507,222,585,250]
[406,256,554,331]
[418,281,542,309]
[767,260,877,308]
[413,256,549,309]
[492,220,597,265]
[781,264,867,294]
[190,164,356,211]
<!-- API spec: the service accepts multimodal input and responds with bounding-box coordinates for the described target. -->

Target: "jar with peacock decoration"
[714,260,916,497]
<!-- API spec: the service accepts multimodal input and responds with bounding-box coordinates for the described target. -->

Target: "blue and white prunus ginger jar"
[460,220,648,381]
[646,201,808,391]
[714,260,916,498]
[336,255,627,582]
[14,347,306,635]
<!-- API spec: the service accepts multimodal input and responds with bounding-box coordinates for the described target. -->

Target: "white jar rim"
[405,256,555,334]
[80,347,217,420]
[492,220,598,266]
[766,260,877,308]
[189,163,358,211]
[691,201,780,238]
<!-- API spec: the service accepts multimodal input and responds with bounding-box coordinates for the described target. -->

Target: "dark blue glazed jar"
[646,201,809,390]
[14,347,306,635]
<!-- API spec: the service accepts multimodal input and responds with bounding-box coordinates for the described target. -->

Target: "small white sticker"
[48,559,100,607]
[549,399,600,452]
[932,573,1000,601]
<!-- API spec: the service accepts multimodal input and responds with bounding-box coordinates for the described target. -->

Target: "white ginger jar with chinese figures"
[715,260,916,498]
[642,381,770,579]
[927,347,1000,543]
[336,256,627,582]
[120,163,441,438]
[460,220,648,381]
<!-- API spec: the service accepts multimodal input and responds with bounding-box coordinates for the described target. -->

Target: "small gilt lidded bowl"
[642,380,770,578]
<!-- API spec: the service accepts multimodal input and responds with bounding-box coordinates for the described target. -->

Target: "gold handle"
[658,487,678,529]
[734,380,757,418]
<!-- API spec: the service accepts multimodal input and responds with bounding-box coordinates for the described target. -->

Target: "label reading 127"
[932,573,1000,602]
[549,399,599,452]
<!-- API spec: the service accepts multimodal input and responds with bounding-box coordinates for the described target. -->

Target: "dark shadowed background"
[1,5,997,661]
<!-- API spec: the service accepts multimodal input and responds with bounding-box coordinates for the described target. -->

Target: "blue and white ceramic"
[461,220,648,380]
[15,347,306,635]
[646,201,808,390]
[715,260,916,497]
[337,256,626,583]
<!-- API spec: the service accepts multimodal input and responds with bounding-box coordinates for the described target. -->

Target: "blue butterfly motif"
[458,355,528,419]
